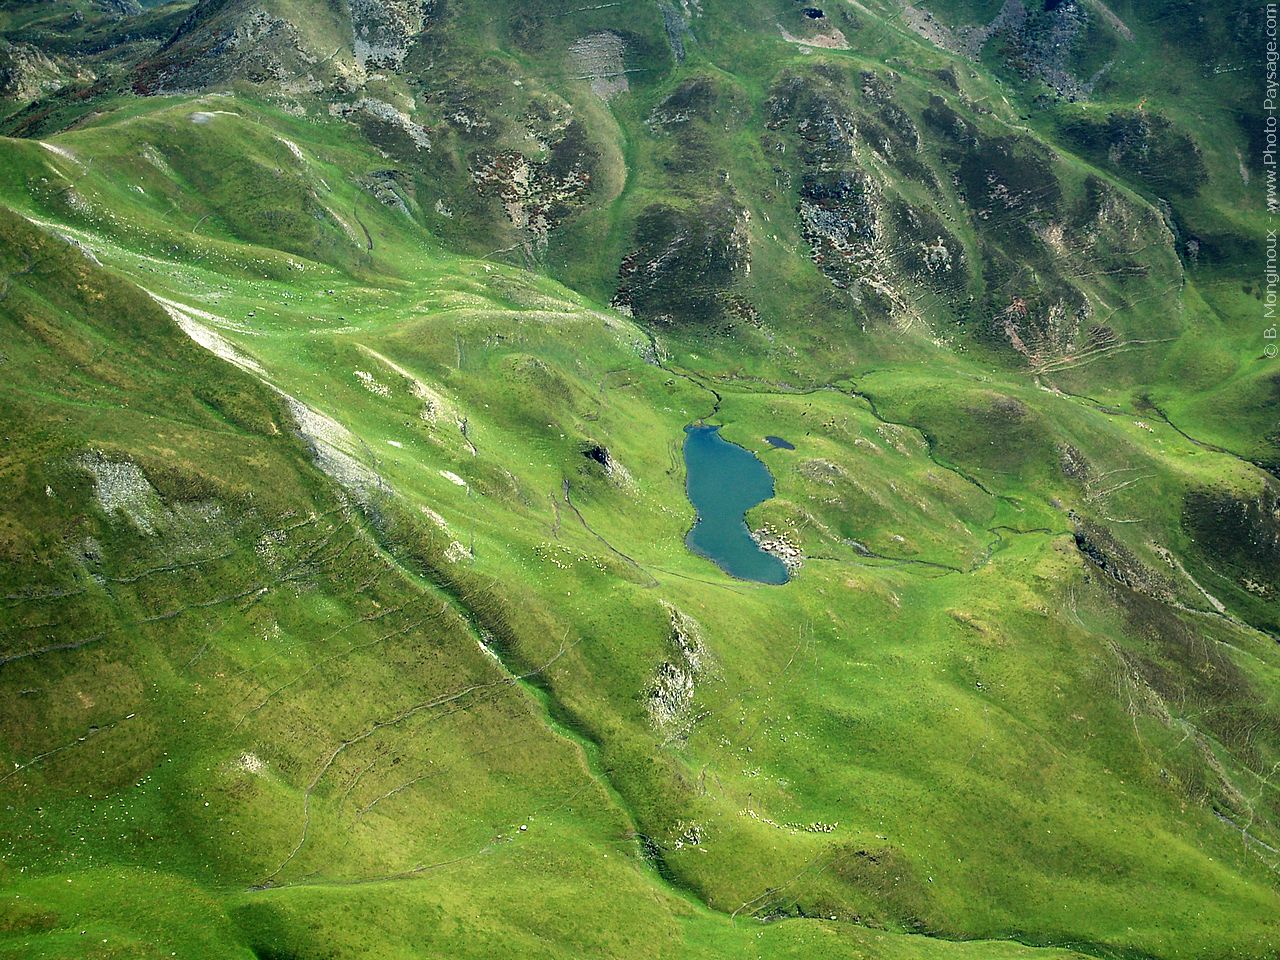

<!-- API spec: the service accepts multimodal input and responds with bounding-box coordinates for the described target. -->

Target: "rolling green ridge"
[0,1,1276,958]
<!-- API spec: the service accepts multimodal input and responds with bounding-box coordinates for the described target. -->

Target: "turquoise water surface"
[683,425,789,585]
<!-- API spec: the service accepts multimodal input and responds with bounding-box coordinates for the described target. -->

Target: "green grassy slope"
[0,94,1276,959]
[0,0,1277,957]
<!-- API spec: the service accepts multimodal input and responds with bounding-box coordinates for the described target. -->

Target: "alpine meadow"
[0,1,1277,958]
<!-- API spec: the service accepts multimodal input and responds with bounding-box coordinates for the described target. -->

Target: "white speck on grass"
[354,370,391,397]
[440,470,468,487]
[419,506,449,529]
[140,144,173,176]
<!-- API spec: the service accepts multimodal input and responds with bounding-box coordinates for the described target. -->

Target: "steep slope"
[0,1,1276,958]
[0,96,1276,959]
[0,112,1124,960]
[14,0,1257,474]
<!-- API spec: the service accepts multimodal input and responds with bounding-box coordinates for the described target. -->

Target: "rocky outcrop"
[76,450,223,543]
[0,40,86,104]
[1072,515,1173,600]
[658,1,694,62]
[470,119,598,249]
[647,604,711,737]
[755,524,803,572]
[766,70,965,319]
[1060,110,1208,198]
[135,0,436,95]
[137,5,323,94]
[1182,484,1280,606]
[349,0,433,71]
[614,197,751,329]
[330,98,431,153]
[902,0,1117,102]
[797,169,881,290]
[580,443,635,489]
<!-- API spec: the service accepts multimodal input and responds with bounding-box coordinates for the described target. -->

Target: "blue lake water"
[764,435,795,450]
[683,425,790,585]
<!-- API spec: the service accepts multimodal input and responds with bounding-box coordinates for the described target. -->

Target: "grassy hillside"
[0,1,1276,958]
